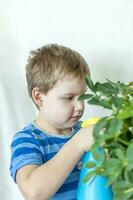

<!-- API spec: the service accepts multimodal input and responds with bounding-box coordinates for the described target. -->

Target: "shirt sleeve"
[10,131,44,183]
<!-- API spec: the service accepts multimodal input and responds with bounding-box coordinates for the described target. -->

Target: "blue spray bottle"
[77,118,113,200]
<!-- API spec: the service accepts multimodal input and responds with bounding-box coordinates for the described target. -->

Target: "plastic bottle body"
[77,151,113,200]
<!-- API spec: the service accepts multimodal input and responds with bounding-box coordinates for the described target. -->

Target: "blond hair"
[26,44,89,105]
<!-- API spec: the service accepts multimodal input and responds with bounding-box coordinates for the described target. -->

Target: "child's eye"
[63,96,74,101]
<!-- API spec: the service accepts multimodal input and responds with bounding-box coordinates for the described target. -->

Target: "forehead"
[52,75,86,94]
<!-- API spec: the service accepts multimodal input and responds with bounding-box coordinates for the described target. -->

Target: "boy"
[10,44,94,200]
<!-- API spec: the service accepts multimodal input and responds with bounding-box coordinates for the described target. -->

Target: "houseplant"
[79,76,133,200]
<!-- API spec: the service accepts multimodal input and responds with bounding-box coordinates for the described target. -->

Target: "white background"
[0,0,133,199]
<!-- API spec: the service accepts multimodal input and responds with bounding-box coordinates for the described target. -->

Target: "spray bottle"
[77,117,113,200]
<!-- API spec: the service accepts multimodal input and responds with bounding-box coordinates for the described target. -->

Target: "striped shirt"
[10,121,82,200]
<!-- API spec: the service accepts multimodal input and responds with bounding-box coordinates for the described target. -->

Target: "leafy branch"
[79,76,133,200]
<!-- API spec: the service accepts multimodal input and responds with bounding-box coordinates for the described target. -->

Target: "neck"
[35,114,71,135]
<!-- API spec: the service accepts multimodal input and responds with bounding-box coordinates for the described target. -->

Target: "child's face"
[39,75,86,134]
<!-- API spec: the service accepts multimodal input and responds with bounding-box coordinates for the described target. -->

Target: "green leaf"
[95,166,104,175]
[115,81,127,95]
[113,180,129,191]
[106,169,121,186]
[93,117,109,139]
[106,118,123,136]
[98,148,106,163]
[117,104,133,119]
[91,145,100,161]
[123,187,133,200]
[87,96,100,105]
[94,81,118,95]
[78,94,93,101]
[112,181,133,200]
[126,143,133,170]
[112,96,123,110]
[128,82,133,86]
[83,171,95,183]
[115,149,125,160]
[124,169,133,184]
[85,76,95,91]
[102,158,121,176]
[87,96,112,109]
[98,99,112,109]
[84,161,97,168]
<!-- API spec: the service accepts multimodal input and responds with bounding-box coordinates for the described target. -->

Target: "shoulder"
[11,123,48,147]
[11,123,39,147]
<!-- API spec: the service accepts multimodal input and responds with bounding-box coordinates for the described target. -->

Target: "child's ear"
[32,87,43,108]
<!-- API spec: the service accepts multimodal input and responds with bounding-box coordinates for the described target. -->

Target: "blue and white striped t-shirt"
[10,121,82,200]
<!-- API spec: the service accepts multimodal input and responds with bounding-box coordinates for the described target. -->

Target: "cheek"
[82,103,85,112]
[55,102,74,119]
[43,100,74,121]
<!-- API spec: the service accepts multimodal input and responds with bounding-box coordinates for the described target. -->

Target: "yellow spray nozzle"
[81,117,100,128]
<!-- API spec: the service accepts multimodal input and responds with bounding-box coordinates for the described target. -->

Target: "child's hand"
[73,125,94,153]
[73,117,99,153]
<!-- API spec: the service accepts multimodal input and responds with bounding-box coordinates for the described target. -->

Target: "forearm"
[25,135,84,200]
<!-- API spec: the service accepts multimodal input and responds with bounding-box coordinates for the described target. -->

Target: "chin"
[68,120,78,127]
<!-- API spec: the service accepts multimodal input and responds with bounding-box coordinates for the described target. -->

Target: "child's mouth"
[71,115,81,120]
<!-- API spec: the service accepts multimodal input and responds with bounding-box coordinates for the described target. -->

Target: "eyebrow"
[62,89,87,96]
[62,93,76,96]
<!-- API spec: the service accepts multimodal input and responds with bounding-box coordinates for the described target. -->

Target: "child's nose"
[74,100,84,111]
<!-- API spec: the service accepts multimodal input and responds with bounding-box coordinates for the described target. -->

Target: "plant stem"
[117,138,129,146]
[124,187,133,194]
